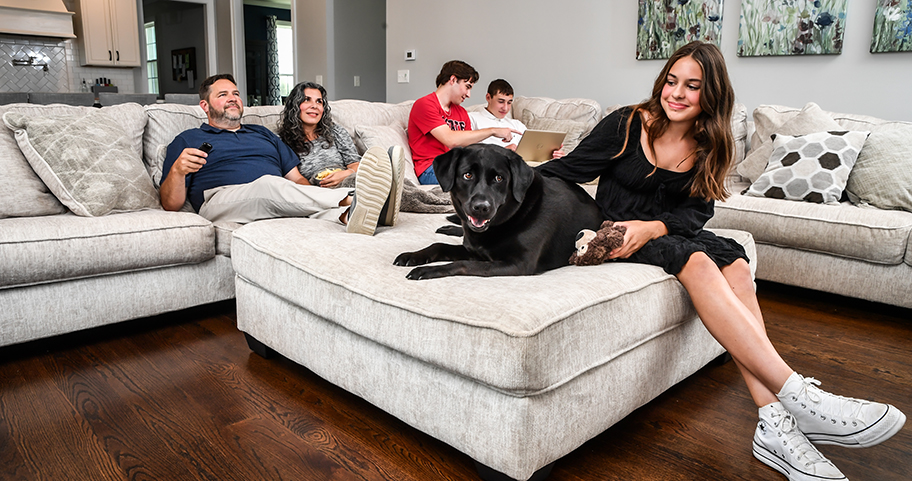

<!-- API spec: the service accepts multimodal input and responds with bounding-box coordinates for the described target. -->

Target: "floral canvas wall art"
[637,0,724,60]
[871,0,912,52]
[738,0,848,56]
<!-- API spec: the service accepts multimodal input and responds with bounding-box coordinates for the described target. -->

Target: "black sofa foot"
[244,332,276,359]
[714,351,733,365]
[474,461,555,481]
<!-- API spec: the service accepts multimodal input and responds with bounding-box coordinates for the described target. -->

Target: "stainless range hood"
[0,0,75,39]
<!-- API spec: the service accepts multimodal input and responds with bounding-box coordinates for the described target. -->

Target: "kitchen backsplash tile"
[0,34,136,95]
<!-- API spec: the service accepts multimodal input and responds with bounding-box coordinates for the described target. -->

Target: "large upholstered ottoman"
[231,213,756,481]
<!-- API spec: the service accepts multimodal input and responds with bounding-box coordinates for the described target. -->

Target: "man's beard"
[211,102,243,125]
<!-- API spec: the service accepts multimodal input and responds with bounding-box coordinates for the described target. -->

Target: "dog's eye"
[463,172,473,180]
[493,175,504,183]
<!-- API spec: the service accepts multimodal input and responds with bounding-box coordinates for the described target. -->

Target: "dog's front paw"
[394,251,429,267]
[405,265,446,280]
[435,225,463,237]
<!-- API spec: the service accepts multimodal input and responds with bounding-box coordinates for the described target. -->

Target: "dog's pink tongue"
[469,216,487,228]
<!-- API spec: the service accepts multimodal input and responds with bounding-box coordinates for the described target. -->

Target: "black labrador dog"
[394,144,603,280]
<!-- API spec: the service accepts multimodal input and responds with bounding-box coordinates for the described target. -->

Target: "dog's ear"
[432,148,461,192]
[507,149,534,203]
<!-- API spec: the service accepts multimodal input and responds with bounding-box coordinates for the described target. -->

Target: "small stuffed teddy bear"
[568,220,627,266]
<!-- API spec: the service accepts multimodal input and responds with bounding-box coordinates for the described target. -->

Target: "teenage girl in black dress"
[538,41,904,481]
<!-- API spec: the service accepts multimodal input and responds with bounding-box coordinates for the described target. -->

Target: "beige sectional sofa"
[0,96,756,481]
[706,103,912,309]
[0,95,607,349]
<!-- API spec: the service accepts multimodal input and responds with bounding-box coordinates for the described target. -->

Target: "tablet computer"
[514,130,566,162]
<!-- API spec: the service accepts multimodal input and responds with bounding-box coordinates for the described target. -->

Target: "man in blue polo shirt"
[160,73,399,235]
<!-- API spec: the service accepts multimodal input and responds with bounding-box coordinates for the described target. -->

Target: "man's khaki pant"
[198,175,350,224]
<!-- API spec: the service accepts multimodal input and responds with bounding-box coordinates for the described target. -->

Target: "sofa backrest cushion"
[143,104,284,186]
[738,103,843,183]
[143,104,208,186]
[0,103,67,218]
[511,96,602,140]
[330,99,414,139]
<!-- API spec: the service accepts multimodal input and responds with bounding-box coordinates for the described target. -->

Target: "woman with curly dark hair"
[278,82,360,188]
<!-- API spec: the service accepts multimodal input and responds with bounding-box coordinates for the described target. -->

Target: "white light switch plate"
[397,70,410,83]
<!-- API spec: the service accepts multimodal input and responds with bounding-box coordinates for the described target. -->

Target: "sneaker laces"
[770,409,832,469]
[796,377,867,425]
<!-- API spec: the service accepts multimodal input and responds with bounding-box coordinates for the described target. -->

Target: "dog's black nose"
[576,231,585,241]
[470,200,492,217]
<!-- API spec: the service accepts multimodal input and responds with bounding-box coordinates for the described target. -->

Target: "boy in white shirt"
[469,79,564,158]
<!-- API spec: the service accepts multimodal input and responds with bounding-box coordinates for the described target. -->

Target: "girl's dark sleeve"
[535,108,632,184]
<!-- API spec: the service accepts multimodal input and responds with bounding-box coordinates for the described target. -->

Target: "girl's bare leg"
[676,253,792,406]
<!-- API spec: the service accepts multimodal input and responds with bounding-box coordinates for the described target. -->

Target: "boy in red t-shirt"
[407,60,521,184]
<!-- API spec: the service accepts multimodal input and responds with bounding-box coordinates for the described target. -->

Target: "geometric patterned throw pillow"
[745,130,870,204]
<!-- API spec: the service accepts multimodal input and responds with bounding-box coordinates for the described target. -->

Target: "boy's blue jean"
[417,165,438,185]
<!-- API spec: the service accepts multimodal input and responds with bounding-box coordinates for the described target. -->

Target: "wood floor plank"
[0,286,909,480]
[0,356,125,481]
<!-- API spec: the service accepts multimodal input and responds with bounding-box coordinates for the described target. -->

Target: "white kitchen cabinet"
[73,0,140,67]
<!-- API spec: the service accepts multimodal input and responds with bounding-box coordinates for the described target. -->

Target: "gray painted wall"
[293,0,385,101]
[333,0,385,101]
[386,0,912,121]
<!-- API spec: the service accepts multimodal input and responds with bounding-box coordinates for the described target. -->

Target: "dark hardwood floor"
[1,281,910,481]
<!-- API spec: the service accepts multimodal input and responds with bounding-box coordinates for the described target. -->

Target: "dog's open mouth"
[467,215,491,231]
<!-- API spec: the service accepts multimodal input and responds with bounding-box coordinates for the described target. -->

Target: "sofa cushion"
[709,187,912,265]
[143,104,208,185]
[520,111,589,154]
[231,213,755,395]
[353,124,420,186]
[213,220,242,257]
[844,121,912,213]
[0,104,67,218]
[0,210,216,289]
[739,103,843,183]
[745,130,869,204]
[240,105,283,132]
[3,106,160,217]
[330,99,413,139]
[511,96,602,137]
[142,104,309,186]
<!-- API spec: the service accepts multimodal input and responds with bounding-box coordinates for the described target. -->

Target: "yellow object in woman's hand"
[315,168,342,181]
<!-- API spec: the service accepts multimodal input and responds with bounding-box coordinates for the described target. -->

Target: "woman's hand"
[608,220,668,259]
[319,168,354,188]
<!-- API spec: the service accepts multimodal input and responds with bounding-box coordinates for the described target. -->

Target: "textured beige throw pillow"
[3,110,161,216]
[845,122,912,212]
[738,103,843,183]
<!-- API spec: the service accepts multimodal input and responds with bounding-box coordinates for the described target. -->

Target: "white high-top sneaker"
[753,402,848,481]
[778,372,906,448]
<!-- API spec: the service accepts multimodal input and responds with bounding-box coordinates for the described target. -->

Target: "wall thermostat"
[405,49,416,61]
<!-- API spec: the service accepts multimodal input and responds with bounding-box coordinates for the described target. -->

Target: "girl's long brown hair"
[616,41,735,201]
